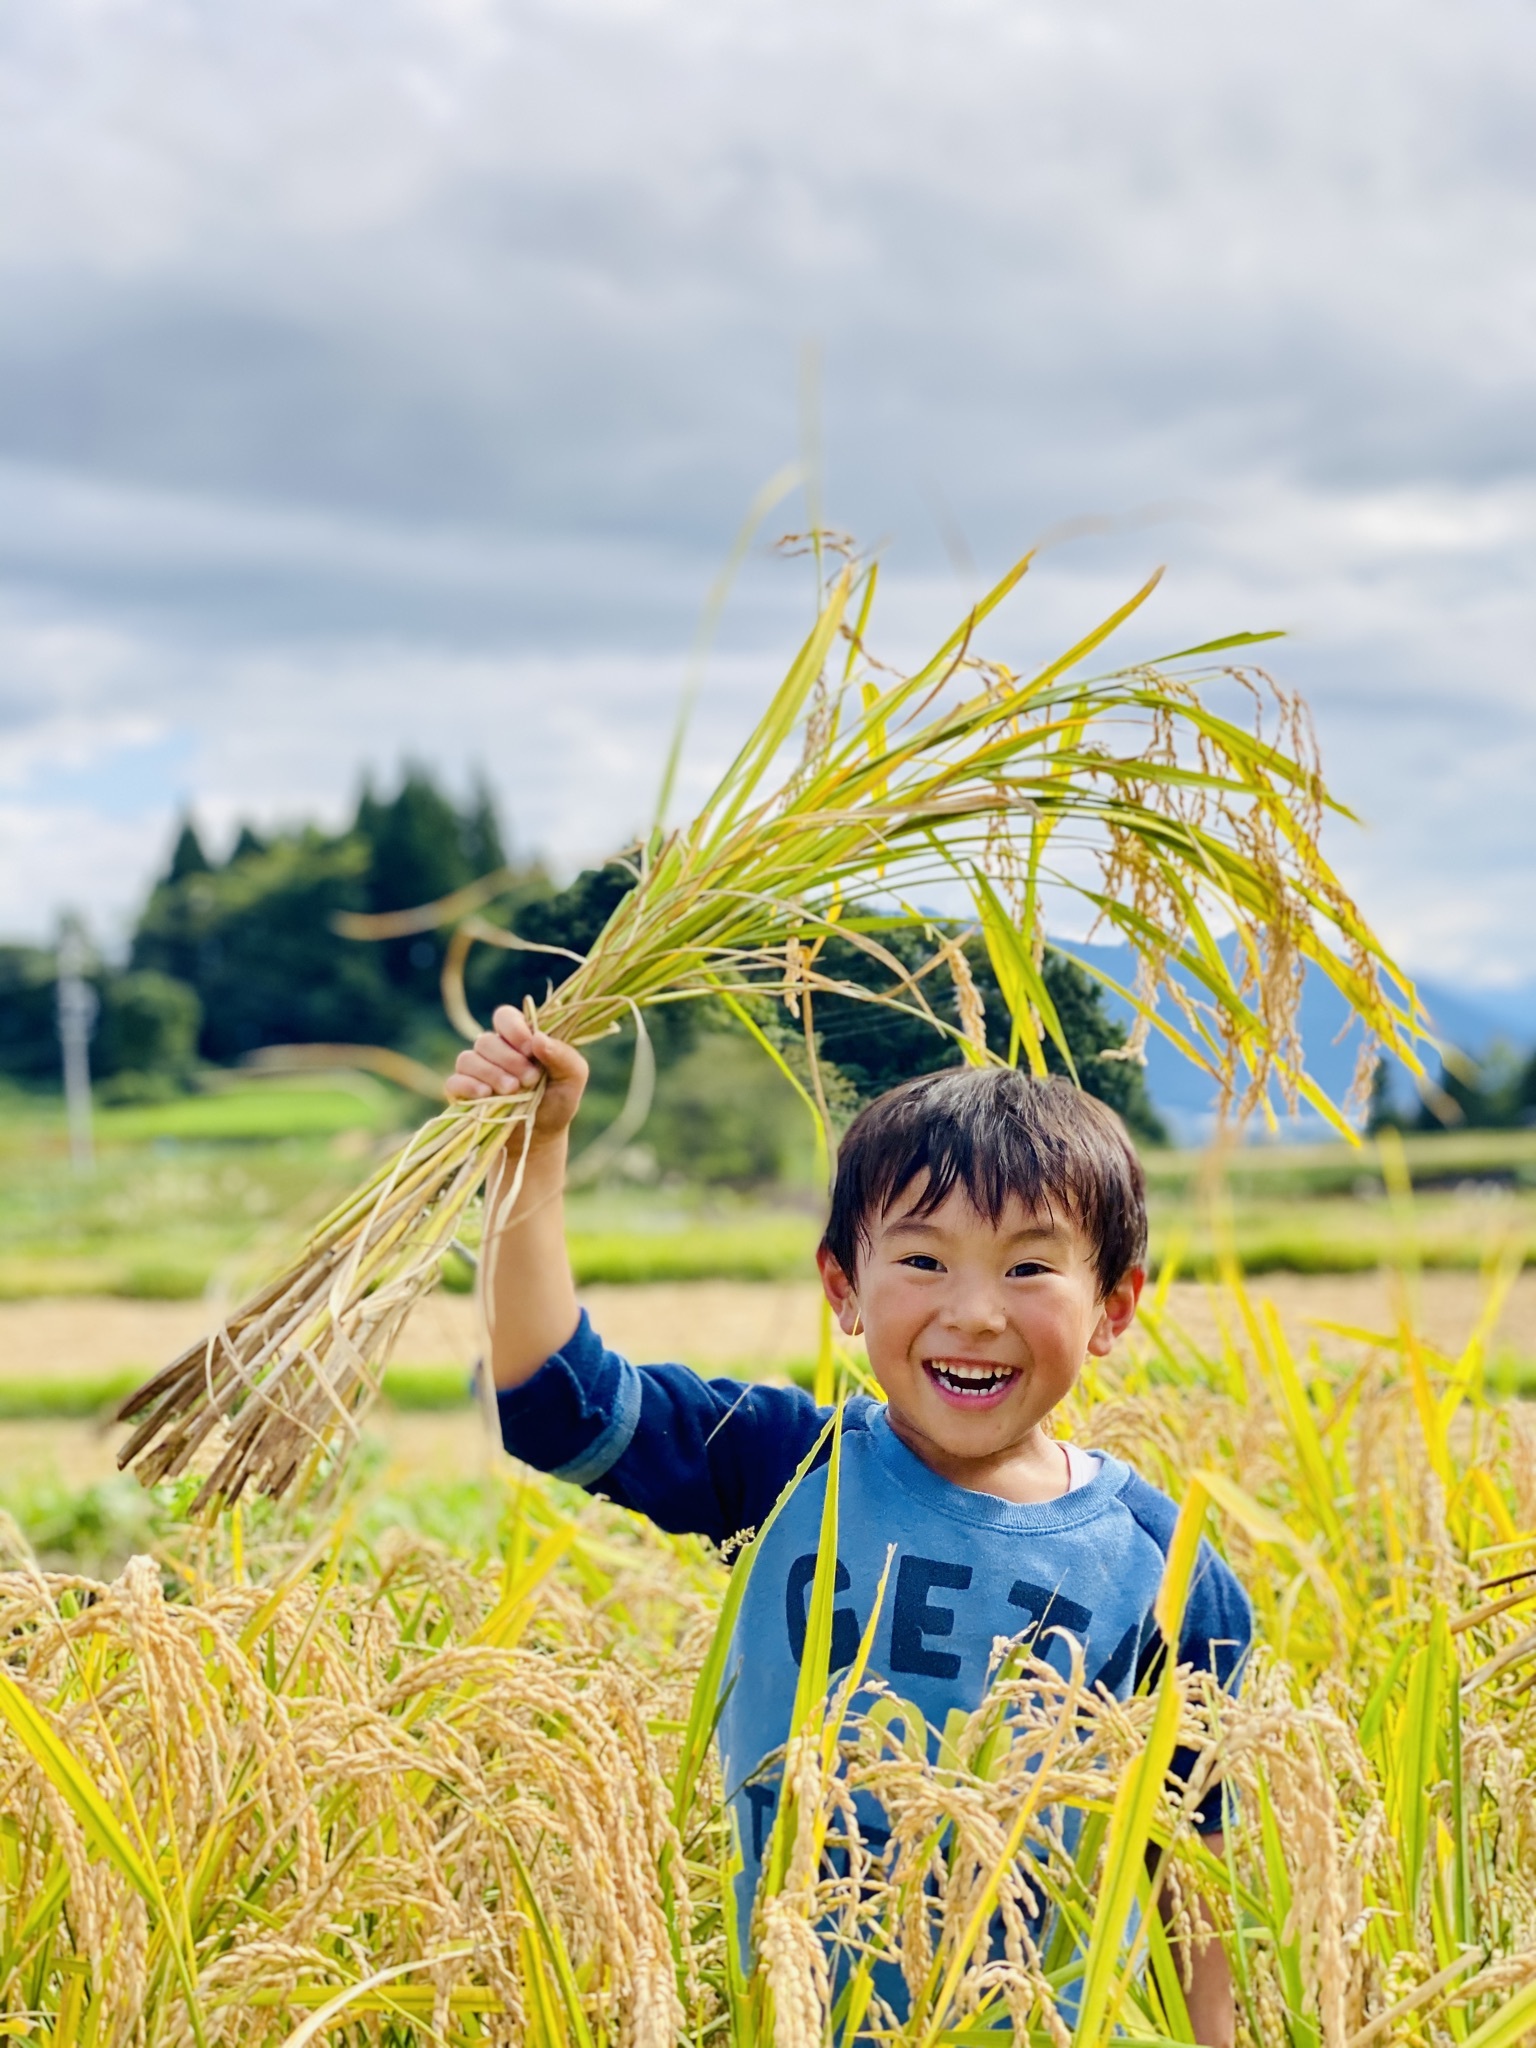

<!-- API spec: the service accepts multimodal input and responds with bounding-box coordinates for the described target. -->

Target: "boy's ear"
[1087,1265,1144,1357]
[816,1244,862,1337]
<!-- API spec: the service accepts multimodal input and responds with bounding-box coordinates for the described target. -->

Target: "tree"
[132,833,399,1062]
[355,766,520,1012]
[94,972,202,1083]
[129,769,533,1064]
[807,923,1168,1145]
[0,948,202,1091]
[1416,1041,1529,1130]
[167,818,211,881]
[0,946,61,1082]
[463,860,695,1069]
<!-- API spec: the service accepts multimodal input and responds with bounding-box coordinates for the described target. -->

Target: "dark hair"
[819,1067,1147,1299]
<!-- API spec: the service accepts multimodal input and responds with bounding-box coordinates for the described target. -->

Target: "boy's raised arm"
[445,1006,590,1388]
[446,1008,827,1546]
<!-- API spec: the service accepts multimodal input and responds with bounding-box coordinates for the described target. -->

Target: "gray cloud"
[1,0,1534,988]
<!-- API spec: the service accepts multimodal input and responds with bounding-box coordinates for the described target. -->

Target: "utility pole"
[56,916,97,1174]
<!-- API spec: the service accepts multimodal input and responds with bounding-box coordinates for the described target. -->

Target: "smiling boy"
[448,1008,1250,2045]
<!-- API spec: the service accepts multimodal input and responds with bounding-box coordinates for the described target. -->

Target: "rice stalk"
[8,1273,1536,2042]
[117,548,1427,1505]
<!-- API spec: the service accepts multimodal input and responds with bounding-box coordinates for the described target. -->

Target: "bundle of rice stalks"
[117,547,1425,1506]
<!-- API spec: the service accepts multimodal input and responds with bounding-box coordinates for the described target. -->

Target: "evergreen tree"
[129,768,529,1064]
[167,818,211,881]
[808,923,1168,1145]
[132,832,399,1062]
[462,775,507,879]
[356,767,513,1009]
[1365,1057,1405,1132]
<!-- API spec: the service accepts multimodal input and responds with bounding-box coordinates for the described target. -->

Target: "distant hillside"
[1063,941,1536,1144]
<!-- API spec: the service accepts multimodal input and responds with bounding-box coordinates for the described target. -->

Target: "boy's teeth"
[928,1360,1015,1397]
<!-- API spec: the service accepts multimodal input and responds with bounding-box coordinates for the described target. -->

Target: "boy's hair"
[820,1067,1147,1299]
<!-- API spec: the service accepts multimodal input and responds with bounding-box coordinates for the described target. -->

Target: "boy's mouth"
[923,1358,1020,1407]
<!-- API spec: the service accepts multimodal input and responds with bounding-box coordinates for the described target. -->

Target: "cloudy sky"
[3,0,1535,989]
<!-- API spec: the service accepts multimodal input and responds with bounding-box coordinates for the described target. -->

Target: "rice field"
[8,1070,1536,1311]
[2,1263,1535,2045]
[1,547,1516,2044]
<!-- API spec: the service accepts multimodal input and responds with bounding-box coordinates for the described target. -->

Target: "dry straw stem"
[9,1283,1536,2043]
[117,544,1428,1506]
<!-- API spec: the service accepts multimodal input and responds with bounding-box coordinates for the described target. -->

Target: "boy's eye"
[898,1254,945,1272]
[1007,1260,1051,1279]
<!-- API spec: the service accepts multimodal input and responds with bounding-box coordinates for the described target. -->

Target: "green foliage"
[1419,1041,1536,1131]
[0,951,200,1093]
[483,871,1165,1166]
[166,816,212,880]
[133,829,396,1060]
[567,1216,818,1283]
[809,924,1168,1143]
[0,1471,170,1578]
[0,1372,142,1420]
[355,768,510,1010]
[94,970,202,1088]
[114,1260,210,1300]
[0,944,58,1082]
[645,1028,805,1183]
[129,767,545,1065]
[0,1084,398,1300]
[0,768,536,1089]
[466,861,694,1066]
[1370,1037,1536,1135]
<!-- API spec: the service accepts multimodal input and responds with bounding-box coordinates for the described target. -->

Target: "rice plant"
[4,1272,1535,2044]
[115,548,1425,1507]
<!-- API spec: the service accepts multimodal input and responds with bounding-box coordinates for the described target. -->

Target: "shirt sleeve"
[1120,1471,1253,1833]
[495,1309,831,1547]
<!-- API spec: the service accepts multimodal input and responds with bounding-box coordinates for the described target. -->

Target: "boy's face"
[817,1179,1141,1491]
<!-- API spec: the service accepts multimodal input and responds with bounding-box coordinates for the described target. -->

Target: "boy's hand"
[450,1007,586,1382]
[445,1006,589,1147]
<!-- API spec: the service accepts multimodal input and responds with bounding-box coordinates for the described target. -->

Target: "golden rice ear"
[116,540,1428,1506]
[18,1213,1536,2042]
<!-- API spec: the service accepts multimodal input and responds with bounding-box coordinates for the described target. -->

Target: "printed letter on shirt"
[785,1553,862,1670]
[890,1556,972,1679]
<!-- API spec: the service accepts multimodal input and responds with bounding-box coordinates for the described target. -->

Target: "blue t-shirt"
[498,1312,1251,1945]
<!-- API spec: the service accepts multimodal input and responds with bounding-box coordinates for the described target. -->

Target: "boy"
[447,1008,1249,2045]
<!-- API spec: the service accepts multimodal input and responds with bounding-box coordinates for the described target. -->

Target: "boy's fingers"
[491,1003,534,1047]
[444,1073,489,1100]
[471,1030,538,1081]
[455,1049,529,1095]
[528,1031,588,1084]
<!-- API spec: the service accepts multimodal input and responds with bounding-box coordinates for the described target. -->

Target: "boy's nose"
[941,1288,1009,1336]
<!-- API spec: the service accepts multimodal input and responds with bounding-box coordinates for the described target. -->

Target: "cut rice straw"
[118,541,1429,1506]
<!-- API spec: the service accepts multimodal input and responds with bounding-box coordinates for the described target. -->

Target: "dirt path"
[6,1269,1533,1496]
[3,1269,1534,1386]
[0,1281,828,1381]
[5,1269,1534,1497]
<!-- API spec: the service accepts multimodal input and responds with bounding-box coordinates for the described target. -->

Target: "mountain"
[1058,942,1536,1145]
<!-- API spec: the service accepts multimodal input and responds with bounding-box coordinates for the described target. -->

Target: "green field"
[3,1078,1535,1304]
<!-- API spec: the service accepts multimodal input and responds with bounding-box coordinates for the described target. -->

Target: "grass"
[0,1079,412,1301]
[0,1267,1534,2042]
[6,1068,1536,1304]
[1143,1122,1536,1198]
[567,1220,818,1284]
[0,1361,477,1419]
[92,1078,406,1143]
[5,1133,1534,1302]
